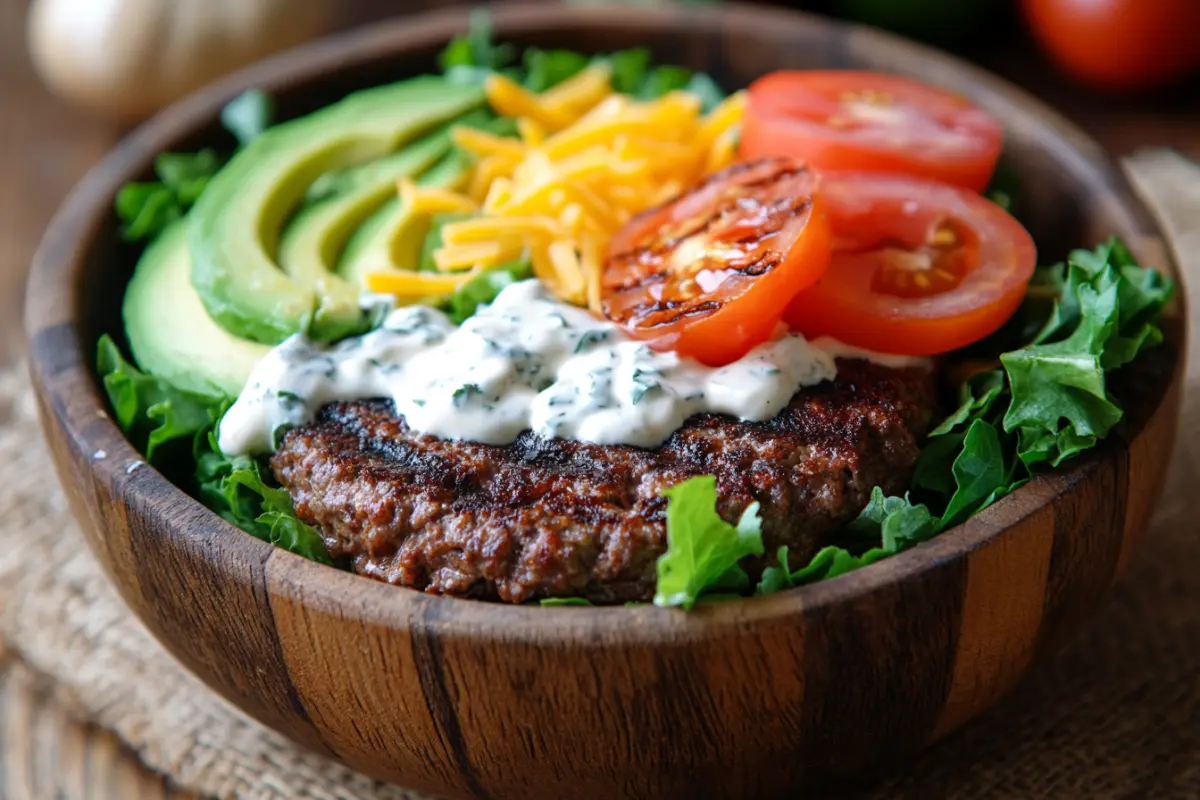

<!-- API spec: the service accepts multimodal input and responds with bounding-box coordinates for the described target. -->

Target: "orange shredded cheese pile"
[365,65,745,310]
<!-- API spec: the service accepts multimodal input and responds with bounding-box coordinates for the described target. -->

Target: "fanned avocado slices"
[338,111,513,287]
[338,150,474,287]
[275,128,452,338]
[276,108,503,334]
[188,76,485,344]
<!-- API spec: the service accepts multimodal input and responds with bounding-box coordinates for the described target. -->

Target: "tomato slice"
[784,172,1036,356]
[601,157,831,366]
[740,71,1004,192]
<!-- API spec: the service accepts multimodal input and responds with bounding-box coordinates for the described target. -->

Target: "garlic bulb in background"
[27,0,333,120]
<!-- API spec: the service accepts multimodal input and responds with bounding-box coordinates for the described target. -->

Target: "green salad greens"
[655,476,765,609]
[117,89,276,243]
[438,260,535,324]
[439,9,725,110]
[98,336,330,563]
[650,238,1173,607]
[116,150,222,242]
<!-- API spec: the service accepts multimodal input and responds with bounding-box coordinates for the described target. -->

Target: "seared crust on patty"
[272,359,936,604]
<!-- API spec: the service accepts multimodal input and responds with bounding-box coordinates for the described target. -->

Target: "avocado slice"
[189,76,485,344]
[301,107,500,204]
[125,221,269,397]
[337,198,402,277]
[295,135,446,208]
[338,150,473,287]
[274,128,452,338]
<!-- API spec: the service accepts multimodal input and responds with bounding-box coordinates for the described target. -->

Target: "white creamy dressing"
[217,280,928,456]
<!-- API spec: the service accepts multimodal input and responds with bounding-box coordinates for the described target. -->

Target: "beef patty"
[272,359,937,603]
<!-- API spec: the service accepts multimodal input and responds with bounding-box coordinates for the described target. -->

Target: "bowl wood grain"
[24,4,1186,799]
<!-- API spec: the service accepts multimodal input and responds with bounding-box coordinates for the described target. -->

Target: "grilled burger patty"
[272,359,937,603]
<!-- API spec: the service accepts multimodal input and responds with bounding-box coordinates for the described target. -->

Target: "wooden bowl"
[24,4,1186,798]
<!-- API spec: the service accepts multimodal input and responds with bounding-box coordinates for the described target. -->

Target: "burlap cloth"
[0,150,1197,799]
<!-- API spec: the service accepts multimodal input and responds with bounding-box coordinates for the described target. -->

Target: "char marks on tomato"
[604,160,810,327]
[271,360,936,604]
[599,156,831,366]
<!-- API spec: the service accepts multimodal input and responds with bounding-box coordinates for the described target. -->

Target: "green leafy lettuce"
[1002,238,1173,467]
[438,259,534,324]
[193,429,332,565]
[522,48,592,93]
[438,9,519,84]
[653,239,1172,606]
[418,212,474,273]
[653,475,764,609]
[115,149,221,242]
[96,335,218,468]
[437,9,726,108]
[116,90,275,243]
[97,336,331,564]
[757,488,939,593]
[539,597,595,607]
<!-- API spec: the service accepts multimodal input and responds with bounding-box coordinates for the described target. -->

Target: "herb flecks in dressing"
[218,280,926,456]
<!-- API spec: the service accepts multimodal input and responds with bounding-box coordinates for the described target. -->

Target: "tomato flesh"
[1022,0,1200,91]
[602,157,831,366]
[740,71,1004,192]
[785,172,1036,356]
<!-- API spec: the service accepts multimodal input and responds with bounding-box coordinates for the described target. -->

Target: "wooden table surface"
[0,0,1197,797]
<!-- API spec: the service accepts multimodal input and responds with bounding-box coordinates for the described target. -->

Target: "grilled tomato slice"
[739,71,1003,192]
[784,172,1036,356]
[601,157,831,366]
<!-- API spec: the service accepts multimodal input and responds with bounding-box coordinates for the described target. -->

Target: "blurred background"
[2,0,1197,366]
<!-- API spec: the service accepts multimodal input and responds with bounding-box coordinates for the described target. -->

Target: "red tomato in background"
[740,71,1004,192]
[1021,0,1200,91]
[784,173,1037,356]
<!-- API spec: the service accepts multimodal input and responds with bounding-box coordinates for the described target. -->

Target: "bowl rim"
[24,1,1185,643]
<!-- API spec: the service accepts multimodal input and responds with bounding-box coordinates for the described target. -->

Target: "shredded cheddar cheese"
[364,270,473,297]
[365,79,746,310]
[398,178,478,215]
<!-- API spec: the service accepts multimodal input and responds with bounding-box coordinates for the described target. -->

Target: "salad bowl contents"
[26,4,1183,798]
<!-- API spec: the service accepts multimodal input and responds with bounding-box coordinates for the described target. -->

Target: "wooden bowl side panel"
[1113,283,1189,580]
[935,328,1185,743]
[27,341,337,759]
[258,441,1162,800]
[930,499,1056,740]
[266,430,1165,800]
[28,375,1168,800]
[264,558,476,799]
[265,552,812,799]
